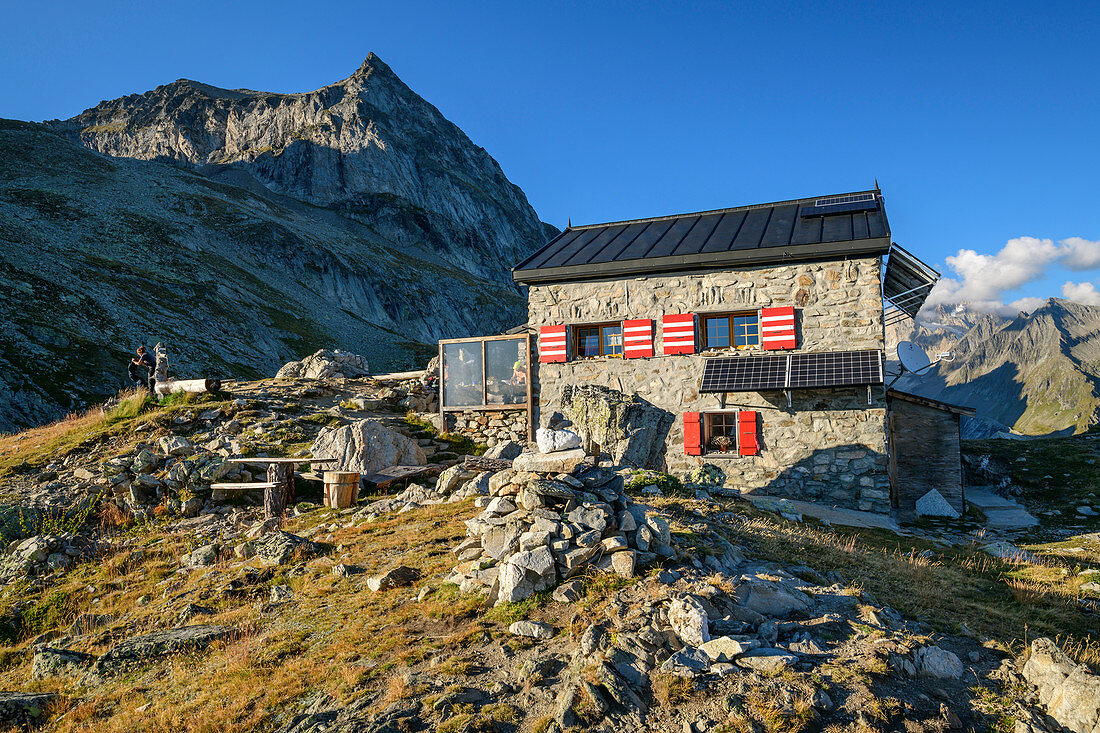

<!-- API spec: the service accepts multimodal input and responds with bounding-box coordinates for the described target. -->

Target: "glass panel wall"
[442,341,484,407]
[441,335,529,409]
[486,338,527,404]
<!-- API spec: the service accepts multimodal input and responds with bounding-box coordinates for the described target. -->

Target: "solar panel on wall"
[699,355,788,393]
[699,350,885,392]
[787,350,883,388]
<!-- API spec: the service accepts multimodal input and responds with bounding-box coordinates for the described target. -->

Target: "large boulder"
[560,384,673,468]
[1022,637,1100,733]
[276,349,369,380]
[311,420,426,476]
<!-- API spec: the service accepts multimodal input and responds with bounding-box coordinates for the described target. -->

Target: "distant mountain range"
[0,54,554,431]
[888,299,1100,438]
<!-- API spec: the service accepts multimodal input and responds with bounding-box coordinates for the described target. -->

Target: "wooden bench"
[209,482,278,492]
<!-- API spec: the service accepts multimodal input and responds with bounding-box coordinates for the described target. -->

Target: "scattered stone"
[535,428,582,454]
[735,648,798,674]
[508,621,554,639]
[251,531,317,566]
[367,565,419,592]
[660,647,710,677]
[269,585,295,603]
[553,579,585,603]
[0,692,57,724]
[668,597,710,647]
[1022,637,1100,733]
[31,647,94,679]
[915,645,965,679]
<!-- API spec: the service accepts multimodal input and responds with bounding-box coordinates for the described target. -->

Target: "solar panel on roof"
[799,200,879,217]
[787,350,883,388]
[700,355,788,393]
[699,350,884,392]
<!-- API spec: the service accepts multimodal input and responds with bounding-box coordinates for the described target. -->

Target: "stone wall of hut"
[526,256,892,512]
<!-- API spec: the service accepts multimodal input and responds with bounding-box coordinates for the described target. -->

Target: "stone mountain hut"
[440,190,972,515]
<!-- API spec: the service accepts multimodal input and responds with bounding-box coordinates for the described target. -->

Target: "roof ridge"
[563,190,881,231]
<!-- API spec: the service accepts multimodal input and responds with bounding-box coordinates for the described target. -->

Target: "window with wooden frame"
[703,412,739,454]
[573,322,623,358]
[702,311,760,350]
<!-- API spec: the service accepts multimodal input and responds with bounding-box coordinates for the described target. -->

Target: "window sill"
[702,452,742,459]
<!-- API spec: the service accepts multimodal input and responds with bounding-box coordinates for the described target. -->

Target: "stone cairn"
[447,463,675,605]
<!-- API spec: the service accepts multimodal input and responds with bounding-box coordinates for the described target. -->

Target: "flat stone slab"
[511,449,587,474]
[95,625,232,670]
[967,488,1039,530]
[746,497,901,532]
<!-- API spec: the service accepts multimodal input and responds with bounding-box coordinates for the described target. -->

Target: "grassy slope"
[0,398,1096,730]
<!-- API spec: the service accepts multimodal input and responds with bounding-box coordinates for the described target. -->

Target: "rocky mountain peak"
[47,56,554,285]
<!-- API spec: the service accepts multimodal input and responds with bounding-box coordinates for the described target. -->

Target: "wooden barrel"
[323,472,360,509]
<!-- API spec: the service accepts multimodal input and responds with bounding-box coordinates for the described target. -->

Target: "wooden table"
[225,457,337,520]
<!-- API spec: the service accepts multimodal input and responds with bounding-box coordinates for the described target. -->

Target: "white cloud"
[1060,238,1100,270]
[1007,296,1048,313]
[1061,280,1100,305]
[920,235,1099,316]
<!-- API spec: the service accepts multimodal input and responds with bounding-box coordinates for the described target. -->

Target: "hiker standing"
[128,346,156,391]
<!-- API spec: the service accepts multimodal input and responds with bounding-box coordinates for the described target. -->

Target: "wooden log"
[209,482,278,491]
[264,464,292,520]
[323,472,360,509]
[155,378,222,396]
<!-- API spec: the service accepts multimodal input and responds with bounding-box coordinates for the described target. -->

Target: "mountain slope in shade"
[889,299,1100,437]
[46,53,556,286]
[0,119,527,431]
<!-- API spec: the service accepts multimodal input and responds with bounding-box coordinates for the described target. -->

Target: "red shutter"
[622,319,654,358]
[538,325,568,363]
[760,307,796,350]
[738,410,759,456]
[683,412,703,456]
[663,314,696,355]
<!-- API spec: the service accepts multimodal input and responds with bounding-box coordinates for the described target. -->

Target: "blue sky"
[2,0,1097,312]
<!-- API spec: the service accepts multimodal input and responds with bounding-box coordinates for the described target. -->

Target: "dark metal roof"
[514,190,891,284]
[887,389,976,417]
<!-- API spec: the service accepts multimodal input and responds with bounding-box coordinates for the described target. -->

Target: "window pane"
[705,316,730,349]
[602,325,622,355]
[733,314,759,347]
[485,338,528,405]
[577,327,600,357]
[443,341,484,407]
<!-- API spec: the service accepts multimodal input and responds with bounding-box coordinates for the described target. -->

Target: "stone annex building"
[442,190,971,516]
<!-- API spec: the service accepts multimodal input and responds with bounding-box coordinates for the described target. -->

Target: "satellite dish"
[897,341,932,374]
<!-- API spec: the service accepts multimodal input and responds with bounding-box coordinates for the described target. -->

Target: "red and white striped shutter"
[760,307,796,350]
[683,412,703,456]
[622,319,654,359]
[538,325,568,363]
[738,410,759,456]
[662,314,696,355]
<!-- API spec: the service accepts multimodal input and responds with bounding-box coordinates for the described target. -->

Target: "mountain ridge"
[890,298,1100,437]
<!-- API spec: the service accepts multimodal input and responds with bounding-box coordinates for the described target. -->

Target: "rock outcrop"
[276,349,369,380]
[310,420,426,476]
[560,385,674,469]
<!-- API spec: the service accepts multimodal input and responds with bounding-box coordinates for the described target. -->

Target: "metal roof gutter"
[513,236,892,285]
